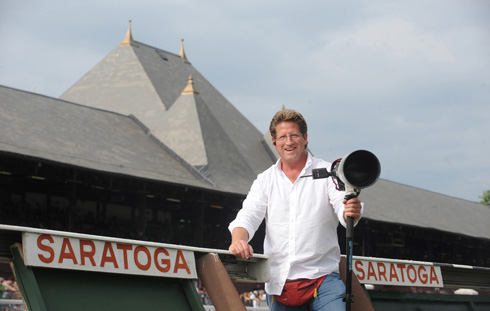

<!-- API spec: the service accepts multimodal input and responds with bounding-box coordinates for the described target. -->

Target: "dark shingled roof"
[360,179,490,240]
[0,86,212,190]
[60,38,275,194]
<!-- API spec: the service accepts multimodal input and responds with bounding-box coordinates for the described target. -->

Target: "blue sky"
[1,0,489,202]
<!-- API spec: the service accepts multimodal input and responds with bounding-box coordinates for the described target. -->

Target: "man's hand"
[229,227,254,260]
[343,197,362,222]
[229,240,254,260]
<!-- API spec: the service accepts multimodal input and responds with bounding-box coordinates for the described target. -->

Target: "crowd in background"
[194,281,267,308]
[240,289,267,308]
[0,277,24,311]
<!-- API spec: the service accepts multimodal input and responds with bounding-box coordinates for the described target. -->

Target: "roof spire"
[179,39,191,64]
[119,19,134,46]
[182,75,199,95]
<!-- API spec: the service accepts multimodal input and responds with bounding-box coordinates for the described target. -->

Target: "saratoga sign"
[353,258,443,287]
[22,232,197,279]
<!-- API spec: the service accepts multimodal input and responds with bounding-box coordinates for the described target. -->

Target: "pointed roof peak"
[179,38,191,64]
[182,75,199,95]
[119,20,134,46]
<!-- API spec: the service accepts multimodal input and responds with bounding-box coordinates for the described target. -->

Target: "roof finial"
[182,75,199,95]
[119,19,134,46]
[179,38,191,64]
[281,105,285,110]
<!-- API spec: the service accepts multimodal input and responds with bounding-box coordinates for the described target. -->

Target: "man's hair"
[269,109,308,139]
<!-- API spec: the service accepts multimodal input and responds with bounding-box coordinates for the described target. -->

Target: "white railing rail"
[0,299,23,305]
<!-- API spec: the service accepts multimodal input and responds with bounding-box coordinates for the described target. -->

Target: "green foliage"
[479,190,490,205]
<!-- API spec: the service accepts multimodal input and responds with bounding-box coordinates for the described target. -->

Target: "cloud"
[331,18,455,63]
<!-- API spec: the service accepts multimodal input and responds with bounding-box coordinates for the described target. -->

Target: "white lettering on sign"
[353,259,443,287]
[22,233,196,279]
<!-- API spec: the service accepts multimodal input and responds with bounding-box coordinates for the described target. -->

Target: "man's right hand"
[229,227,254,260]
[229,240,254,260]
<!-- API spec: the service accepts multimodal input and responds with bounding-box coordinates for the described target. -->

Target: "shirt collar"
[302,152,313,176]
[274,152,313,176]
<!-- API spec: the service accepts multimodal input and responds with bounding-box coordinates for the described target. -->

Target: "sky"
[1,0,489,202]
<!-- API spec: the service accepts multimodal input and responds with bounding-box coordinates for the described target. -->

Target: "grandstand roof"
[361,179,490,240]
[0,25,488,241]
[0,85,213,190]
[59,25,276,194]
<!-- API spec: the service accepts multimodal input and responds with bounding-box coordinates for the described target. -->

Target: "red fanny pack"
[275,275,327,306]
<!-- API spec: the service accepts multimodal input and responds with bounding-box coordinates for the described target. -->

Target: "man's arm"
[229,227,254,260]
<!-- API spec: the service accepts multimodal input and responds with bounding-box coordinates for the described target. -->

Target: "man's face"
[273,121,308,165]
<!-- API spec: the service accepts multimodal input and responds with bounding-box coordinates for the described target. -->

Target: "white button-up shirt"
[229,153,360,295]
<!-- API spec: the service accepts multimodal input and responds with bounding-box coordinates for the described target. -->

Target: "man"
[228,109,363,311]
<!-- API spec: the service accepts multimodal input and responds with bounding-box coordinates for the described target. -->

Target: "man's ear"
[272,137,276,146]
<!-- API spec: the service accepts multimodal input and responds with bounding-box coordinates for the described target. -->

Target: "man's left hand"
[343,197,362,222]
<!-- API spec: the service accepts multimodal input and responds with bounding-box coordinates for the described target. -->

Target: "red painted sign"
[353,258,443,287]
[23,232,196,279]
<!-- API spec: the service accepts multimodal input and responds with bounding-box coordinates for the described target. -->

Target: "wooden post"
[197,253,246,311]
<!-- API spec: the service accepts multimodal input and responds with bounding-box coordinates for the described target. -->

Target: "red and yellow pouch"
[275,275,327,306]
